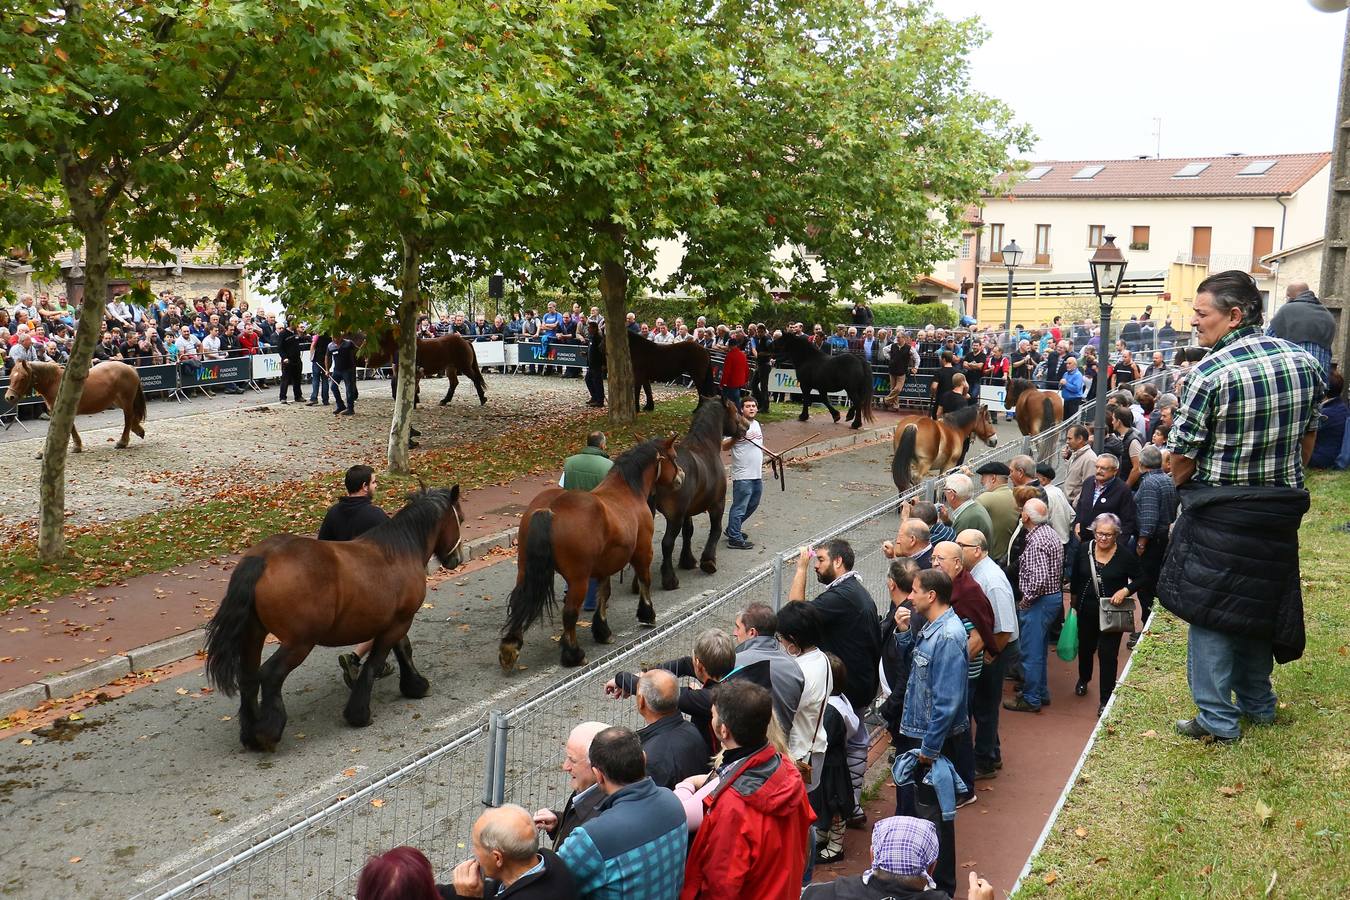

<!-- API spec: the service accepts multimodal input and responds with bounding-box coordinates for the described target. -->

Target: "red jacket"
[680,744,815,900]
[720,345,749,389]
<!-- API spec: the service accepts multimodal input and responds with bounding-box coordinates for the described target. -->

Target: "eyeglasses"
[955,542,980,550]
[1093,531,1118,540]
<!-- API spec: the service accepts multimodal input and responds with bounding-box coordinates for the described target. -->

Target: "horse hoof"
[592,620,613,644]
[479,397,488,406]
[498,643,520,672]
[637,607,657,627]
[344,706,373,728]
[439,399,450,406]
[662,574,680,591]
[678,555,698,571]
[851,421,862,430]
[798,413,810,422]
[644,405,655,413]
[700,559,717,575]
[831,412,841,423]
[560,644,586,667]
[400,676,430,699]
[240,731,265,753]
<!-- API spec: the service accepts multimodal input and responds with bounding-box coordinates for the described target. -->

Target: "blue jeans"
[725,478,763,542]
[309,361,329,403]
[1186,622,1276,739]
[1016,593,1063,708]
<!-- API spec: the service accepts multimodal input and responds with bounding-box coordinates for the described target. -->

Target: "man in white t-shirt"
[722,397,763,549]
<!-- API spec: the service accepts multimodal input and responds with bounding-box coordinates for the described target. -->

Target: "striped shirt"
[1167,327,1322,489]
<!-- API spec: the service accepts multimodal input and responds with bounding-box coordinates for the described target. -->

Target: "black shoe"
[1075,680,1088,697]
[974,765,998,780]
[1004,697,1041,713]
[341,409,354,416]
[279,399,290,404]
[334,406,345,415]
[410,427,422,437]
[993,758,1003,770]
[306,400,319,406]
[816,847,845,865]
[727,538,756,549]
[1127,632,1141,650]
[1175,718,1238,743]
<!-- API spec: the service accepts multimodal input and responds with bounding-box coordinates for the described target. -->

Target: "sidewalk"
[0,414,902,717]
[812,640,1125,898]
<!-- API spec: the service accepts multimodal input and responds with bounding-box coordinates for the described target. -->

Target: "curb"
[0,426,888,722]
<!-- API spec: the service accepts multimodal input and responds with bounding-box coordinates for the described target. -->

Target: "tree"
[512,0,1029,423]
[223,0,589,473]
[0,1,310,560]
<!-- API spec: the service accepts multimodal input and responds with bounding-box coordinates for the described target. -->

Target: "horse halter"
[440,502,465,565]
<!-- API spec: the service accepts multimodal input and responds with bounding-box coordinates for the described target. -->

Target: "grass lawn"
[1020,470,1350,898]
[1,395,797,611]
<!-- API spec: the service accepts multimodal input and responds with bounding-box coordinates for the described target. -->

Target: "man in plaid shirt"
[1005,499,1063,713]
[1163,270,1322,743]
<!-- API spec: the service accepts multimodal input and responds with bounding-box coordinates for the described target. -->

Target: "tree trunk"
[598,222,636,424]
[387,235,420,474]
[38,216,110,561]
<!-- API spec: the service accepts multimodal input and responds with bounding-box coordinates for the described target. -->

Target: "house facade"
[937,153,1331,329]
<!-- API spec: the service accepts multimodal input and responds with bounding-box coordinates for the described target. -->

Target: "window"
[1130,225,1150,251]
[1191,226,1212,265]
[959,234,972,260]
[1087,225,1105,248]
[1035,224,1051,265]
[1251,226,1274,274]
[1072,165,1105,180]
[1173,162,1210,178]
[1238,160,1276,176]
[1025,165,1053,180]
[988,223,1004,263]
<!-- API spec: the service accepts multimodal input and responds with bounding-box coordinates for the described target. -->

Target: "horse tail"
[858,358,875,423]
[204,555,266,697]
[892,422,919,492]
[1040,395,1055,434]
[132,382,147,432]
[503,510,557,639]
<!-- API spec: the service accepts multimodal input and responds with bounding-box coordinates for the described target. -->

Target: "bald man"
[447,804,578,899]
[883,517,933,570]
[533,721,609,849]
[629,669,708,789]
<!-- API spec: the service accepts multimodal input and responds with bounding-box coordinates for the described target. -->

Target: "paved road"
[1,412,1029,899]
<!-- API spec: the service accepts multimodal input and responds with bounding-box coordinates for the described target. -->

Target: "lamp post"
[1001,239,1023,346]
[1089,235,1128,452]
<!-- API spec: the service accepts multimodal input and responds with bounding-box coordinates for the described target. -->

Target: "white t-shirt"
[788,647,831,761]
[729,419,764,481]
[650,329,674,344]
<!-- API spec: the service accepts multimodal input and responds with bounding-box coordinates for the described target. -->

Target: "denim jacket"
[895,607,970,758]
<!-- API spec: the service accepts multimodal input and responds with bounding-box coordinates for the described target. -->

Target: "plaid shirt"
[1135,470,1179,539]
[1168,326,1322,489]
[1017,523,1063,608]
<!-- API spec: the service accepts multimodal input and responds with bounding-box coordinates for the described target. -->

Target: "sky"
[937,0,1348,161]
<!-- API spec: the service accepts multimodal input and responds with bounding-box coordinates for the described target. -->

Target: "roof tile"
[990,153,1330,199]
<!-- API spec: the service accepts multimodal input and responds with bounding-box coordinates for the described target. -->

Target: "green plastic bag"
[1057,609,1079,662]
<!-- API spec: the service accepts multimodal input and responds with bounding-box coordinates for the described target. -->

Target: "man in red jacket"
[720,332,750,410]
[681,680,815,900]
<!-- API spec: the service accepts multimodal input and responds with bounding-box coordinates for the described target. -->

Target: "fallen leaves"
[1073,826,1088,838]
[1042,871,1058,885]
[1255,799,1274,828]
[370,798,385,808]
[1217,783,1244,797]
[342,768,358,777]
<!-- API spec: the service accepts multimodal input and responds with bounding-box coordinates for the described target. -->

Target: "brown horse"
[891,404,999,493]
[4,359,146,453]
[629,331,715,411]
[499,436,684,670]
[204,486,465,751]
[651,397,748,590]
[1004,376,1063,436]
[367,331,488,406]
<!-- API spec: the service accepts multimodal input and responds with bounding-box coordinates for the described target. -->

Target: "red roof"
[990,153,1330,199]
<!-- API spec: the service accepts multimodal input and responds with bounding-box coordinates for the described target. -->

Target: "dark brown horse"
[4,359,146,453]
[367,331,487,406]
[1004,376,1063,437]
[499,436,684,670]
[651,397,748,590]
[891,404,999,492]
[204,486,465,751]
[628,331,714,411]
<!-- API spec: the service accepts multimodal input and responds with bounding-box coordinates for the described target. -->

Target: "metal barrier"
[141,370,1171,899]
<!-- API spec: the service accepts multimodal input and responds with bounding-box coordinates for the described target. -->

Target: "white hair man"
[940,473,992,549]
[1005,499,1063,713]
[531,720,609,850]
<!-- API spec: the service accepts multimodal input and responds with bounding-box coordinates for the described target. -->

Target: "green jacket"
[950,498,994,550]
[976,483,1020,562]
[562,446,613,491]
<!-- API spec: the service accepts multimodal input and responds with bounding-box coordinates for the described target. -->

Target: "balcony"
[1174,252,1270,275]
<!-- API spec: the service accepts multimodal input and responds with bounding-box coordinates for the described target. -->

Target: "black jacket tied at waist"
[1157,483,1310,663]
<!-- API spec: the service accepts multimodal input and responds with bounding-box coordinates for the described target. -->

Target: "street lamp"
[1001,239,1023,344]
[1089,235,1128,451]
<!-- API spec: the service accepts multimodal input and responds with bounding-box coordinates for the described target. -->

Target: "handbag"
[1057,608,1079,661]
[795,660,832,783]
[1089,550,1136,634]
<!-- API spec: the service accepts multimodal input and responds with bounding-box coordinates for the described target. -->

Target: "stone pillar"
[1322,15,1350,366]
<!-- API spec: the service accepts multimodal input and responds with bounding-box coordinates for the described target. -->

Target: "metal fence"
[141,368,1175,899]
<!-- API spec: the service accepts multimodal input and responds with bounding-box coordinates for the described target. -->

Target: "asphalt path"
[1,415,1028,898]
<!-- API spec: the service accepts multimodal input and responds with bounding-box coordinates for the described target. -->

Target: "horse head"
[1003,374,1020,409]
[721,398,749,441]
[4,360,32,403]
[657,434,685,491]
[432,484,465,570]
[974,405,999,448]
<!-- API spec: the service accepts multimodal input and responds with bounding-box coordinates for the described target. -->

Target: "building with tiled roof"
[930,152,1331,327]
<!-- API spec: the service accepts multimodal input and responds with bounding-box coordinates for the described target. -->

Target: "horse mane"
[777,332,816,357]
[685,396,727,446]
[610,438,666,493]
[941,403,980,428]
[361,488,455,560]
[1009,377,1036,393]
